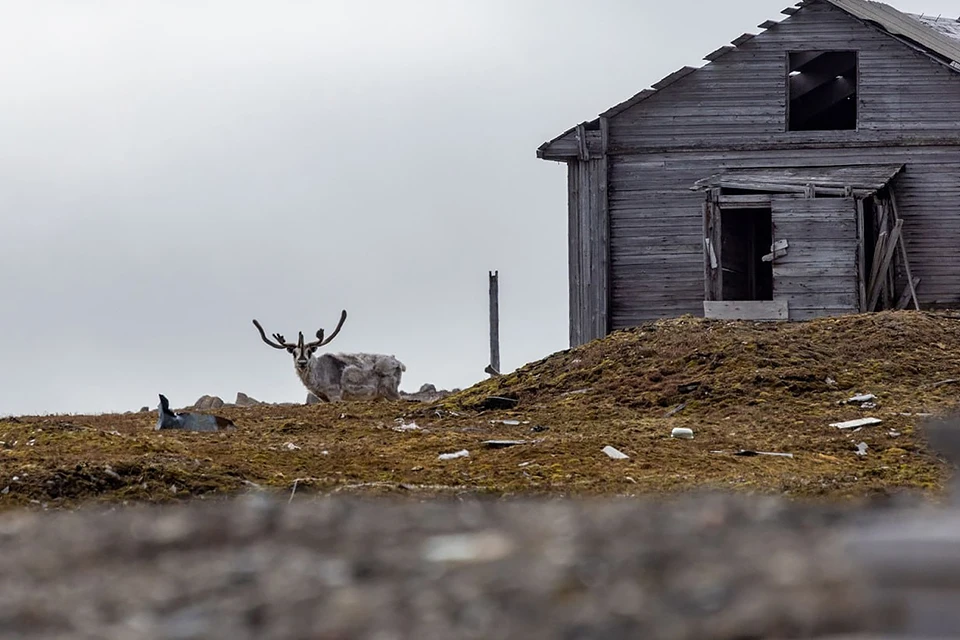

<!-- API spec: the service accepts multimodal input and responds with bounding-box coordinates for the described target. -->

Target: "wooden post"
[489,270,500,376]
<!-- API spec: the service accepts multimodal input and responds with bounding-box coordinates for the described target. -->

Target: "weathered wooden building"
[538,0,960,346]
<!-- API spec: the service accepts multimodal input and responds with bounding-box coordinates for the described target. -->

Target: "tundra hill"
[1,311,959,512]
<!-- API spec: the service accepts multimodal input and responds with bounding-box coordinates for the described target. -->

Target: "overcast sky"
[0,0,955,415]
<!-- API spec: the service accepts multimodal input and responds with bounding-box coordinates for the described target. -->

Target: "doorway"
[720,207,773,301]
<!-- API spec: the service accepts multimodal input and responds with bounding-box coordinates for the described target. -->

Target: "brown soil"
[2,310,960,512]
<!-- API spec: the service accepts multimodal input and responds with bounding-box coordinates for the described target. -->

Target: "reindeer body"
[298,352,406,402]
[252,310,406,403]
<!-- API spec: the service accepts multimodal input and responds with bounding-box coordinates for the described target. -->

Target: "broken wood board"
[704,300,788,321]
[831,417,883,430]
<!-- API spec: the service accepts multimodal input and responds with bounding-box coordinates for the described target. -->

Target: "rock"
[855,442,869,456]
[306,393,322,405]
[438,449,469,461]
[671,427,695,439]
[235,392,260,407]
[138,406,150,413]
[193,395,224,411]
[400,383,453,403]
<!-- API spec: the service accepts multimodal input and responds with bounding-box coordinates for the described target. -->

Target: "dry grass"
[3,310,960,512]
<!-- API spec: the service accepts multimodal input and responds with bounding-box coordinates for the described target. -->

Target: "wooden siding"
[606,2,960,151]
[599,1,960,330]
[568,157,609,346]
[608,148,960,327]
[771,196,859,320]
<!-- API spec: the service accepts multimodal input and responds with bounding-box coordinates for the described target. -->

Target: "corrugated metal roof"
[691,164,905,195]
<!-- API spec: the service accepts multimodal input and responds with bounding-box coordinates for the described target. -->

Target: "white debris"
[826,377,837,386]
[602,445,629,460]
[830,417,883,430]
[861,402,878,410]
[393,421,420,432]
[438,449,469,461]
[284,442,301,451]
[321,450,330,456]
[847,393,877,404]
[855,442,869,456]
[500,420,521,426]
[671,427,695,440]
[889,430,901,437]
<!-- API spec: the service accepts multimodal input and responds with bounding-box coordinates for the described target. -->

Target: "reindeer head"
[252,310,347,371]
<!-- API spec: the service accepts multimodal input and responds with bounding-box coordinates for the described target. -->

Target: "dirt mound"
[1,311,959,511]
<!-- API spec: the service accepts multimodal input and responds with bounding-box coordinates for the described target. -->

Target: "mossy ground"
[2,310,960,512]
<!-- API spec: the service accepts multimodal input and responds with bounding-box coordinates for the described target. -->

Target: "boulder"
[194,395,225,411]
[235,392,260,407]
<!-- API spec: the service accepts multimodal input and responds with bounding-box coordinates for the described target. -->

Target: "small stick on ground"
[289,479,299,503]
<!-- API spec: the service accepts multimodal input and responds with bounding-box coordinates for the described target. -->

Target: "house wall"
[568,157,609,345]
[598,0,960,331]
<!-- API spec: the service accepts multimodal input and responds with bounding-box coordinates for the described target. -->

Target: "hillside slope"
[2,311,959,510]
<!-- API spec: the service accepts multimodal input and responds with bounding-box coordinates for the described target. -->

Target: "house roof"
[691,164,905,196]
[538,0,960,159]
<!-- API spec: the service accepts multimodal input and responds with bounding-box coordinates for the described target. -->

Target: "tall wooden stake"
[489,270,500,376]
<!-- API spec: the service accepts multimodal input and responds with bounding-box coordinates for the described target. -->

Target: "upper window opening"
[787,51,858,131]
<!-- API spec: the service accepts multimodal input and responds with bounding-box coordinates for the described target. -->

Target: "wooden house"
[537,0,960,346]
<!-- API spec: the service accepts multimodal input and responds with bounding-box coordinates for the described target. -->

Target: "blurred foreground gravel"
[0,492,921,640]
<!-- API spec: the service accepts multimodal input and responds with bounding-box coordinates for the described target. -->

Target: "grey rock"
[235,392,260,408]
[305,392,322,405]
[193,395,225,411]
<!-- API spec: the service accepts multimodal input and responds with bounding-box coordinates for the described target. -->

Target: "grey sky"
[0,1,955,415]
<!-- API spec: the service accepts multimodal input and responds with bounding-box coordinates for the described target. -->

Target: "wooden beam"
[489,270,500,376]
[704,300,789,321]
[576,123,589,161]
[867,219,904,312]
[856,199,867,312]
[888,188,920,311]
[896,277,921,310]
[730,33,756,46]
[599,116,609,155]
[866,230,888,312]
[758,20,779,29]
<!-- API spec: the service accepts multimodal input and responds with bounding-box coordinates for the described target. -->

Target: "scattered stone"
[393,421,420,432]
[438,449,469,461]
[482,440,528,449]
[235,392,261,407]
[889,430,901,437]
[855,442,869,456]
[602,445,629,460]
[1,486,8,495]
[826,377,837,386]
[138,406,150,413]
[103,466,121,481]
[284,442,301,451]
[530,425,549,433]
[831,417,883,430]
[193,395,225,411]
[671,427,695,440]
[561,388,590,397]
[678,382,700,394]
[306,393,322,405]
[400,383,453,403]
[495,419,521,426]
[841,393,877,405]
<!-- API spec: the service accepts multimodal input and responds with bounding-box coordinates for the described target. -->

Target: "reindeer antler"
[252,319,293,350]
[305,310,348,348]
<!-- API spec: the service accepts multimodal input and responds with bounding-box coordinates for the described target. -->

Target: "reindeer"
[252,310,406,402]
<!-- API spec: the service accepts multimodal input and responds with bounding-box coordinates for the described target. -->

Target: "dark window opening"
[720,208,773,301]
[787,51,858,131]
